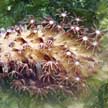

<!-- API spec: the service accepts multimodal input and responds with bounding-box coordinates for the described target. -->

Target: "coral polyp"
[0,12,103,97]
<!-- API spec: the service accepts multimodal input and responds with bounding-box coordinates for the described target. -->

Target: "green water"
[0,88,84,108]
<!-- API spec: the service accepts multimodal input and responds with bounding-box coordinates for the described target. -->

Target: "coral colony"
[0,12,103,97]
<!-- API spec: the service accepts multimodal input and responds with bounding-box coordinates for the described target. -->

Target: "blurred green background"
[0,0,108,28]
[0,0,108,108]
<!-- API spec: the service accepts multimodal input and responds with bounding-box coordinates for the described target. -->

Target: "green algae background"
[0,0,108,108]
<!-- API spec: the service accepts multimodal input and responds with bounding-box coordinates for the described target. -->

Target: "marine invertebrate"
[0,11,104,98]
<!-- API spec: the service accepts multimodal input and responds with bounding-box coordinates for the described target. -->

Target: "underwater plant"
[0,11,104,98]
